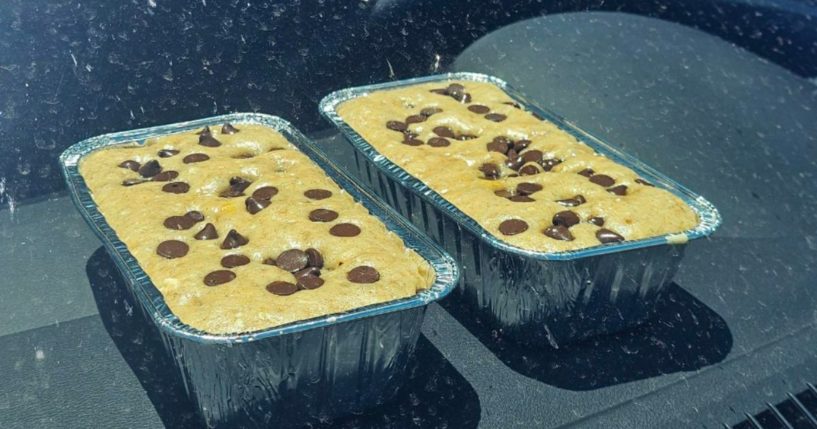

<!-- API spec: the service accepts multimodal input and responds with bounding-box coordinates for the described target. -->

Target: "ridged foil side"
[159,308,424,427]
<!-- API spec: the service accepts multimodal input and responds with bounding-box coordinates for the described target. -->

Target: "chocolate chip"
[304,189,332,200]
[306,248,324,268]
[578,168,595,177]
[635,178,655,187]
[607,185,628,196]
[521,150,543,164]
[194,223,218,240]
[487,140,510,154]
[119,160,140,171]
[297,275,325,290]
[420,107,442,116]
[158,149,179,158]
[187,211,204,221]
[513,140,531,151]
[553,210,580,228]
[588,216,605,226]
[162,182,190,193]
[221,123,240,134]
[252,186,278,200]
[151,170,179,182]
[220,176,252,198]
[519,164,541,176]
[556,195,587,207]
[204,270,236,286]
[347,266,380,283]
[309,208,339,222]
[485,113,507,122]
[163,211,204,230]
[266,281,298,296]
[245,197,271,214]
[122,178,147,186]
[468,105,490,114]
[220,229,249,249]
[197,126,212,136]
[221,254,250,268]
[589,174,615,187]
[432,126,456,138]
[516,182,543,195]
[428,137,450,147]
[447,85,471,103]
[447,83,465,92]
[543,225,574,241]
[199,134,222,147]
[276,249,308,272]
[138,160,162,178]
[404,130,418,140]
[403,138,424,146]
[405,115,426,124]
[262,258,277,266]
[479,163,501,180]
[330,223,361,237]
[457,133,478,141]
[540,158,562,172]
[503,101,522,109]
[182,153,209,164]
[230,176,252,189]
[505,157,524,171]
[454,92,472,103]
[485,142,508,155]
[290,265,315,278]
[494,189,514,198]
[386,120,407,132]
[498,219,528,236]
[508,195,535,202]
[157,240,189,259]
[596,228,625,244]
[294,267,321,281]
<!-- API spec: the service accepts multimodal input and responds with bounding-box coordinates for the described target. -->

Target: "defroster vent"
[729,383,817,429]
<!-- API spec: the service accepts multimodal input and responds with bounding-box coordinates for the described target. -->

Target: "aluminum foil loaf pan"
[59,113,459,428]
[319,72,721,348]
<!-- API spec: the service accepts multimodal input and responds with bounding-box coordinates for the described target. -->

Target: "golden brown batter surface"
[337,80,698,252]
[80,123,433,334]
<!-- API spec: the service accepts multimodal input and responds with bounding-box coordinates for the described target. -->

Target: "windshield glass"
[2,1,816,428]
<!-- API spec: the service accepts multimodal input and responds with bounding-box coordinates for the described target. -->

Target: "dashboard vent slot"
[729,383,817,429]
